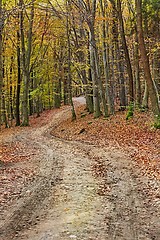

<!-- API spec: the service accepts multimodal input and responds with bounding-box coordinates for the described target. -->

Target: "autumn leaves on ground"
[1,102,159,208]
[53,104,160,179]
[0,100,160,239]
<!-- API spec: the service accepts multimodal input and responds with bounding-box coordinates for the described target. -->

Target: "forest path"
[1,97,160,240]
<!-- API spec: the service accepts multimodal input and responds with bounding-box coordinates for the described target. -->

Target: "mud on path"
[0,97,160,240]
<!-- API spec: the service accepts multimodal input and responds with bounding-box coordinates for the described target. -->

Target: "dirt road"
[0,97,160,240]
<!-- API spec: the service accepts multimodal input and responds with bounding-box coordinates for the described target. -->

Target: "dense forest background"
[0,0,160,128]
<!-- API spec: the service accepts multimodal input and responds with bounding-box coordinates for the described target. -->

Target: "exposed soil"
[0,97,160,240]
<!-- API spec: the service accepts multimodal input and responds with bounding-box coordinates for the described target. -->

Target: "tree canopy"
[0,0,160,128]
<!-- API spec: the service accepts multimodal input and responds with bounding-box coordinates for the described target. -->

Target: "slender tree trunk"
[153,50,160,102]
[29,71,34,115]
[136,0,160,118]
[0,6,8,128]
[142,80,149,109]
[135,29,141,107]
[2,95,9,128]
[88,0,108,117]
[9,57,14,121]
[66,0,76,120]
[117,45,126,109]
[89,28,101,118]
[54,78,61,108]
[20,0,35,126]
[36,96,40,117]
[111,2,126,110]
[1,55,9,128]
[99,0,112,114]
[0,0,3,128]
[20,0,28,125]
[117,0,134,103]
[57,59,62,107]
[79,24,93,113]
[63,74,69,105]
[93,34,109,117]
[53,51,61,108]
[87,36,94,113]
[81,67,93,113]
[71,8,93,113]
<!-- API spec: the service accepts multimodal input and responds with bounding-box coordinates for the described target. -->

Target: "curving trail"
[0,97,160,240]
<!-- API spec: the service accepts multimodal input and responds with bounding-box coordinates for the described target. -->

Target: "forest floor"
[0,97,160,240]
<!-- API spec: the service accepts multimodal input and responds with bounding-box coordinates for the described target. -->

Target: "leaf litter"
[0,111,54,212]
[0,100,160,239]
[52,105,160,180]
[0,141,37,211]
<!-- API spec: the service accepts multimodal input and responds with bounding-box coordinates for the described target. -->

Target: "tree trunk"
[117,45,126,109]
[135,28,141,107]
[20,0,28,125]
[20,0,35,126]
[0,0,3,128]
[9,57,14,121]
[111,2,126,110]
[66,0,76,121]
[63,74,69,105]
[153,50,160,102]
[117,0,134,103]
[89,28,101,118]
[99,0,112,114]
[54,78,61,108]
[79,24,93,113]
[15,30,21,126]
[88,0,108,117]
[136,0,160,118]
[29,71,34,115]
[142,80,149,109]
[2,94,9,128]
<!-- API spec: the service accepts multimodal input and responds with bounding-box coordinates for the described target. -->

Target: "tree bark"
[112,8,126,109]
[66,0,76,120]
[0,0,3,128]
[142,80,149,109]
[89,0,108,117]
[136,0,160,117]
[135,28,141,107]
[99,0,112,114]
[2,95,9,128]
[77,16,93,113]
[9,57,14,121]
[29,71,34,115]
[117,0,134,103]
[89,27,101,118]
[20,0,35,126]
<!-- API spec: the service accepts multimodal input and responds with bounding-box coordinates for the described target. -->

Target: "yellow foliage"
[95,16,113,21]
